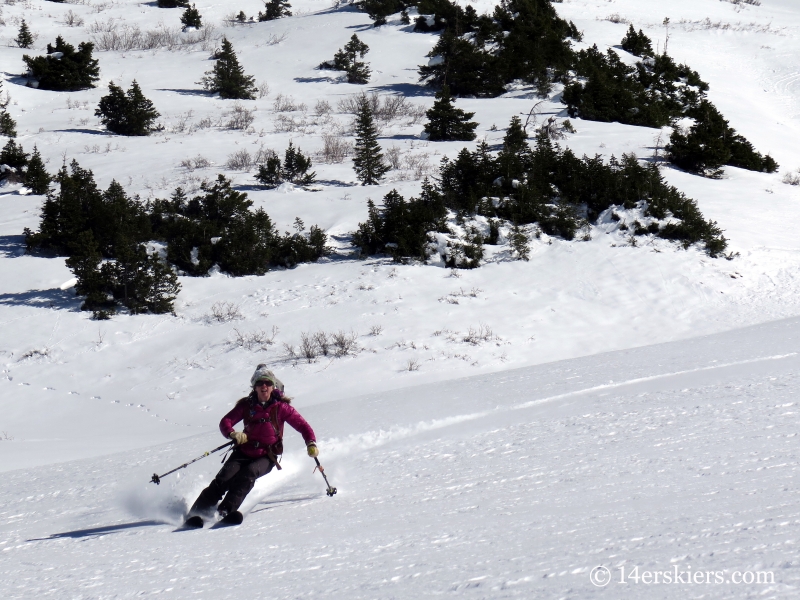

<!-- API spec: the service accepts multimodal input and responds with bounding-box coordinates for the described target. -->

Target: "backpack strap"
[265,402,284,470]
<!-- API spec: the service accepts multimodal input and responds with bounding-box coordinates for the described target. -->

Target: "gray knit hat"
[250,364,284,392]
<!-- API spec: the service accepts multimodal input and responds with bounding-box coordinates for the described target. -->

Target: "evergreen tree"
[64,230,111,315]
[620,24,654,57]
[352,184,446,262]
[362,0,405,26]
[15,19,34,49]
[423,85,478,141]
[258,0,292,21]
[200,38,257,99]
[254,144,316,187]
[23,146,51,194]
[352,96,389,185]
[254,154,283,189]
[667,100,777,177]
[417,0,580,98]
[0,82,16,138]
[322,35,371,84]
[418,29,504,98]
[180,4,203,30]
[157,0,189,8]
[96,81,161,136]
[0,138,28,170]
[282,142,316,185]
[22,37,100,91]
[102,242,180,314]
[508,222,530,260]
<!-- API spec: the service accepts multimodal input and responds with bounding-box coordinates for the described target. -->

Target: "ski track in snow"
[2,319,800,598]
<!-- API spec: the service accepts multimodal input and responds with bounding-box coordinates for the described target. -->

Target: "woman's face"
[254,380,274,402]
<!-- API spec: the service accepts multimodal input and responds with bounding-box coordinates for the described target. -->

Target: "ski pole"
[313,457,337,497]
[150,441,234,484]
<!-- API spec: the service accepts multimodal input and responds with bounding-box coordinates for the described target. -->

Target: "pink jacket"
[220,391,316,459]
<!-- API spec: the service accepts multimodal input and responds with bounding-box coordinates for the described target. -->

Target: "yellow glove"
[229,431,248,445]
[307,442,319,458]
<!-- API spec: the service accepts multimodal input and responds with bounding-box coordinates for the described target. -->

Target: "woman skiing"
[185,365,318,527]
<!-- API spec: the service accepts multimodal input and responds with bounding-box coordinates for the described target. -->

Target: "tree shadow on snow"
[27,520,163,541]
[0,287,80,310]
[294,76,338,84]
[370,82,432,98]
[52,128,109,136]
[156,88,211,96]
[0,234,26,258]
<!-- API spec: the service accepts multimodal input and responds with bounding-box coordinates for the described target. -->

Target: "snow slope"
[2,0,800,596]
[2,318,800,598]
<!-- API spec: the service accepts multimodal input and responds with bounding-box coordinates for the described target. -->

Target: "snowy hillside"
[2,319,800,598]
[2,0,800,596]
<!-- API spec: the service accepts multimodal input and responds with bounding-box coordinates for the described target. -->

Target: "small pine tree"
[323,35,371,84]
[353,97,389,185]
[200,38,257,100]
[255,154,283,188]
[15,19,34,49]
[508,222,530,260]
[342,35,370,84]
[236,11,248,22]
[96,81,161,136]
[423,85,478,141]
[0,82,16,138]
[23,146,51,194]
[258,0,292,21]
[0,138,28,170]
[23,36,100,91]
[65,230,111,314]
[180,4,203,30]
[282,142,316,185]
[254,144,316,187]
[362,0,404,26]
[620,24,654,57]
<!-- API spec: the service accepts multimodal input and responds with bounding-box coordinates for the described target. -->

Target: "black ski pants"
[190,449,275,515]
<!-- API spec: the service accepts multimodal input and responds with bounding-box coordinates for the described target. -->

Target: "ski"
[218,510,244,526]
[182,515,204,529]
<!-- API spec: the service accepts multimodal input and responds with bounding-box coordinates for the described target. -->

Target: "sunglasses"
[255,380,274,388]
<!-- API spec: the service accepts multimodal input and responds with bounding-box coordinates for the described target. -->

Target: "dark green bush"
[23,36,100,91]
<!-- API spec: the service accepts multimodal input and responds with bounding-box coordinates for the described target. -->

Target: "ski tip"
[182,515,204,529]
[219,510,244,525]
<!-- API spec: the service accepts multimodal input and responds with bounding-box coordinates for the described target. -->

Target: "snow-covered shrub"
[224,102,255,130]
[782,170,800,186]
[226,149,253,171]
[462,324,495,346]
[230,326,278,351]
[63,10,84,27]
[318,134,352,163]
[205,300,244,323]
[272,94,305,112]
